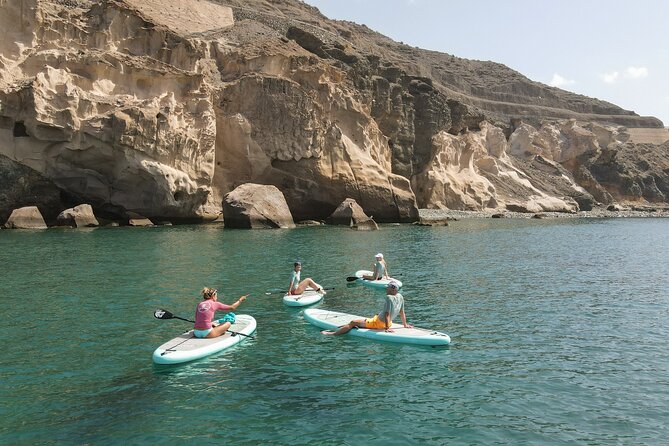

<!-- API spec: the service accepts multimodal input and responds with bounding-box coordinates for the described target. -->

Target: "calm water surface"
[1,218,668,445]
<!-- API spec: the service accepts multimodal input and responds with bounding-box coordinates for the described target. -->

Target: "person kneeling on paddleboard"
[288,261,326,295]
[193,288,248,339]
[362,253,390,281]
[322,281,412,335]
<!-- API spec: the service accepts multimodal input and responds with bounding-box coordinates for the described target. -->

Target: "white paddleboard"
[355,270,403,289]
[303,308,450,346]
[152,314,256,364]
[283,288,324,307]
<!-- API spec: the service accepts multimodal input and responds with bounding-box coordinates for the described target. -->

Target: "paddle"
[264,287,334,295]
[154,308,255,339]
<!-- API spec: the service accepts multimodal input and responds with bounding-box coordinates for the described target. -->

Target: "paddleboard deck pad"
[152,314,256,364]
[303,308,450,346]
[355,270,403,289]
[283,288,324,307]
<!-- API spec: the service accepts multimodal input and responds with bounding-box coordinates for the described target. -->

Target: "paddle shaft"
[347,273,403,281]
[157,310,254,339]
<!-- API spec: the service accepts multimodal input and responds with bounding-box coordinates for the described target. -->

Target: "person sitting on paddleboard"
[362,253,389,281]
[193,287,248,339]
[288,261,326,295]
[322,281,412,335]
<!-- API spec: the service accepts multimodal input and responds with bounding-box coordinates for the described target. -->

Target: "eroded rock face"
[412,121,581,212]
[4,206,47,229]
[214,66,419,222]
[0,154,67,224]
[0,0,217,222]
[223,183,295,229]
[0,0,667,223]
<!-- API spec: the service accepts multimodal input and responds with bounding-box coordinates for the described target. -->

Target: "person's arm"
[384,261,390,278]
[384,311,393,332]
[400,308,413,329]
[381,297,392,331]
[229,294,248,310]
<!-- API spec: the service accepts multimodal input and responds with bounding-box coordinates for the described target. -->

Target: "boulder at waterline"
[223,184,295,229]
[4,206,47,229]
[326,198,370,226]
[56,204,99,228]
[127,212,154,227]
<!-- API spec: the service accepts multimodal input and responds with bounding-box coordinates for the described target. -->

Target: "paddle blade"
[154,309,174,320]
[346,276,359,282]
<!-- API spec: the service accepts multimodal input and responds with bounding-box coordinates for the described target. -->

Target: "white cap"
[375,253,383,259]
[387,281,399,290]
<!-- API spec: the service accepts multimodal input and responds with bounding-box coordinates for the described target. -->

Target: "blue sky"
[305,0,669,126]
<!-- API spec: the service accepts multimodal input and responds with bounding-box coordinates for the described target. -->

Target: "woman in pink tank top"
[194,287,248,338]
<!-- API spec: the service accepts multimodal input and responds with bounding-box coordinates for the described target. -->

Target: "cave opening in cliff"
[13,121,29,137]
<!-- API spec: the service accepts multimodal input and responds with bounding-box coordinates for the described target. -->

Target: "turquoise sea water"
[1,219,668,445]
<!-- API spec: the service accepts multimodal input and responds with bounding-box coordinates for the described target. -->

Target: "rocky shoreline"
[2,0,669,226]
[418,206,669,220]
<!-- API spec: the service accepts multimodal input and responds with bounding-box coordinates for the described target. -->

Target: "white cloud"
[601,71,619,84]
[600,67,648,85]
[549,73,575,88]
[624,66,648,79]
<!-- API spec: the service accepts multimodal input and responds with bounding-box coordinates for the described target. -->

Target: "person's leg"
[206,322,231,338]
[296,278,323,294]
[294,281,308,294]
[304,278,325,293]
[322,319,366,335]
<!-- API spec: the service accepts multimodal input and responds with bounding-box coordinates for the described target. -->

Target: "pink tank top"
[194,300,233,330]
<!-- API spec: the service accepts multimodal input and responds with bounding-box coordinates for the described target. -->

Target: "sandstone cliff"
[1,0,667,225]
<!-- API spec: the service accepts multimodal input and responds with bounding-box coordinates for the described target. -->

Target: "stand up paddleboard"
[303,308,450,346]
[152,315,256,364]
[354,270,403,289]
[283,288,324,307]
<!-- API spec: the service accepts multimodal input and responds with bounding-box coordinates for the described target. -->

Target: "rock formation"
[56,204,99,227]
[223,183,295,228]
[127,212,153,227]
[0,0,667,224]
[326,198,370,226]
[4,206,47,229]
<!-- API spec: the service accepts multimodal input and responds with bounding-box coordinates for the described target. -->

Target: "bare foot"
[321,330,335,335]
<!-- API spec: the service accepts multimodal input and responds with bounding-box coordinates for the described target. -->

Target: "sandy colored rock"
[326,199,370,226]
[56,204,99,227]
[125,0,233,36]
[223,183,295,229]
[127,212,154,227]
[4,206,47,229]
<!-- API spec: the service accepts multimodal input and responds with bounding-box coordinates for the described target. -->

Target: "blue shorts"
[193,328,212,338]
